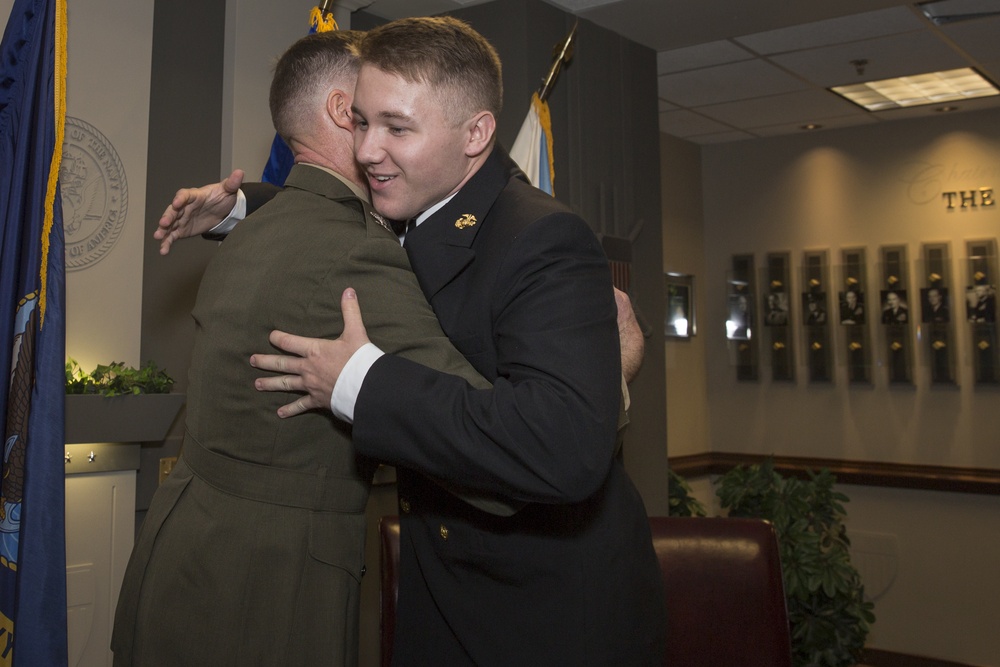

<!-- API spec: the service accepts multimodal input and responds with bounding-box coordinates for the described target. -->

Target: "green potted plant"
[64,358,184,443]
[714,459,875,667]
[667,468,707,517]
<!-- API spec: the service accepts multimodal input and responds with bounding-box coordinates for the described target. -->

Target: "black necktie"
[401,218,417,246]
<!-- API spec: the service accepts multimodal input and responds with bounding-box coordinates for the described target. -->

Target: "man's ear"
[465,111,496,158]
[327,89,354,131]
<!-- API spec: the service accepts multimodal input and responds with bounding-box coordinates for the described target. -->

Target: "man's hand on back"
[154,169,245,254]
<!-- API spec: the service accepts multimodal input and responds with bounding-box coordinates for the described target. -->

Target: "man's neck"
[293,141,370,196]
[299,162,370,203]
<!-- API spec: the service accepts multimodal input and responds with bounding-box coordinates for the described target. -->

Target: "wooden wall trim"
[859,647,979,667]
[669,452,1000,496]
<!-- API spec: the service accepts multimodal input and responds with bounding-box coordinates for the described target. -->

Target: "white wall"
[61,0,154,369]
[844,484,1000,665]
[701,108,1000,470]
[666,107,1000,665]
[661,134,711,457]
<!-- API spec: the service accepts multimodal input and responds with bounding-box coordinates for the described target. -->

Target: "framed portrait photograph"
[726,285,752,340]
[880,289,909,325]
[966,284,997,323]
[665,273,695,338]
[801,292,828,326]
[763,292,789,326]
[921,287,951,324]
[839,288,865,325]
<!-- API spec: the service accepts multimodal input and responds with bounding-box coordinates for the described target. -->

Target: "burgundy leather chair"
[379,515,793,667]
[650,516,793,667]
[378,515,401,667]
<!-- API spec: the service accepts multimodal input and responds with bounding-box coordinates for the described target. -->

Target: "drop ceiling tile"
[734,7,924,55]
[546,0,625,10]
[656,40,755,74]
[771,31,971,87]
[978,59,1000,83]
[682,130,759,145]
[696,89,866,128]
[659,109,736,137]
[360,0,463,19]
[658,59,809,107]
[750,113,879,137]
[939,14,1000,66]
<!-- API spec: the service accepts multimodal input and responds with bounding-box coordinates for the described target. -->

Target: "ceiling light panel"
[831,67,999,110]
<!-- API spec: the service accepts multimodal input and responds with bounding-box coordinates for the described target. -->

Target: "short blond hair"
[359,16,503,123]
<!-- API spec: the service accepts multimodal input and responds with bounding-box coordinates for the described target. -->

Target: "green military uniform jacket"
[111,165,488,666]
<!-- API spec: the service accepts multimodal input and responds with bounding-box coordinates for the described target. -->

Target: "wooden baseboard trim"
[668,452,1000,496]
[860,647,983,667]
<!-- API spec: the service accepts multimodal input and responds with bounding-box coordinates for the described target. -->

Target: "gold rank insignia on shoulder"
[369,210,393,233]
[455,213,477,229]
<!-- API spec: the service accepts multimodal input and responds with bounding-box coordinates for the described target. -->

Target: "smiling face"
[352,65,484,222]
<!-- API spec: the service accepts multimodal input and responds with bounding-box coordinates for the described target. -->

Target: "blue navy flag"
[261,5,339,185]
[0,0,69,665]
[260,134,296,186]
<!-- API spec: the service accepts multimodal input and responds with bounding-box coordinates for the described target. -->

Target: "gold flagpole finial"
[538,20,578,102]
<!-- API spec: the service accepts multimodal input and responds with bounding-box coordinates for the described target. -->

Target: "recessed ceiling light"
[936,105,960,112]
[801,123,822,130]
[830,68,999,111]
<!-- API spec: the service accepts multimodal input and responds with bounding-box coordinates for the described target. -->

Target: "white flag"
[509,92,554,195]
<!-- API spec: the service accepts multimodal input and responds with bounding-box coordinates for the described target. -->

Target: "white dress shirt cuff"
[330,342,384,423]
[206,188,247,236]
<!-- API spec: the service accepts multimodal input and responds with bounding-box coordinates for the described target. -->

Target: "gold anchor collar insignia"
[455,213,477,229]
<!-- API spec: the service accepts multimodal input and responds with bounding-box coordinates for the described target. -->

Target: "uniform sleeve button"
[439,524,449,540]
[400,498,411,513]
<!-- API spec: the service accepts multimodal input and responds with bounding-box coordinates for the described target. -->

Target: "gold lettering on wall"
[941,187,996,210]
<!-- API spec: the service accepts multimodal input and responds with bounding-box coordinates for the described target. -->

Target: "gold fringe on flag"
[40,0,68,327]
[310,6,339,33]
[530,92,555,192]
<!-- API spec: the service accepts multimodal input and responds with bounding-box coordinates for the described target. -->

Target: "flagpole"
[511,21,578,194]
[538,20,578,102]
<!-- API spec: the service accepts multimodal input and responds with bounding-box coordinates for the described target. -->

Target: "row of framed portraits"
[712,239,1000,386]
[663,252,998,340]
[726,283,996,339]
